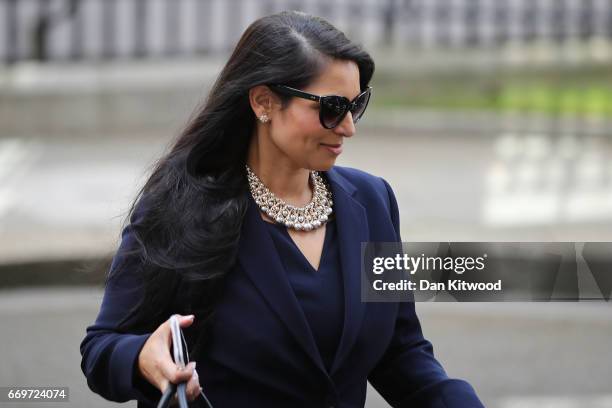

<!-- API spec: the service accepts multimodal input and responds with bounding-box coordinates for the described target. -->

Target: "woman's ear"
[249,85,276,118]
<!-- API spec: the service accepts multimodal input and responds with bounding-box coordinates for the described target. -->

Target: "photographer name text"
[372,279,502,291]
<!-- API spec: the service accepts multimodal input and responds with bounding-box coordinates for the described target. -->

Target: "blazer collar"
[325,165,357,197]
[237,165,369,380]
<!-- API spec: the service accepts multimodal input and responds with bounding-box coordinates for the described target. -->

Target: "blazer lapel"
[324,167,369,376]
[237,194,329,377]
[237,166,370,378]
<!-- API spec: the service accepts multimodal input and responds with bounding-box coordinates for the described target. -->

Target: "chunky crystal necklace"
[245,164,333,231]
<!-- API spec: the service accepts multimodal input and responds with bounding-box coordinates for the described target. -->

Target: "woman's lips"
[321,143,343,155]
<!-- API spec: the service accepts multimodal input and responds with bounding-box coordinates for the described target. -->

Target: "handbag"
[156,315,214,408]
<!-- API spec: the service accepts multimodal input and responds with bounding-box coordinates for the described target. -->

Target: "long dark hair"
[108,10,375,361]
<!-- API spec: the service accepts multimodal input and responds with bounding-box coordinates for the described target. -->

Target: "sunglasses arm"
[269,84,319,102]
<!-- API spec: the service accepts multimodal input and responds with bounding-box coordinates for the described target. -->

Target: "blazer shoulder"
[331,164,399,218]
[334,166,384,189]
[331,165,390,198]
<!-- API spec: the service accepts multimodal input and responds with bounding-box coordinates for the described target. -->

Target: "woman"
[80,10,484,408]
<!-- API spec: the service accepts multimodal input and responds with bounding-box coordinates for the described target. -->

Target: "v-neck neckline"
[265,219,333,274]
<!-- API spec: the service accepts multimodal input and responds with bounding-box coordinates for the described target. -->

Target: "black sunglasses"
[268,84,372,129]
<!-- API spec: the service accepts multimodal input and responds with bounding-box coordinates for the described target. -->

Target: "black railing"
[2,0,612,65]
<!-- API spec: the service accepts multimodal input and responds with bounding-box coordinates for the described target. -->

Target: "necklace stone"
[246,164,333,231]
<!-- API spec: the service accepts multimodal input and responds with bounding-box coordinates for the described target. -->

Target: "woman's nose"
[334,111,356,137]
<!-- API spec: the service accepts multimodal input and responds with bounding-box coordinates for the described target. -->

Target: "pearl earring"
[258,114,270,123]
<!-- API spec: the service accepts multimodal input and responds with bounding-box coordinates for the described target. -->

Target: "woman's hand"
[137,314,202,402]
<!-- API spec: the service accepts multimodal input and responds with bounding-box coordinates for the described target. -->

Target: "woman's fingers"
[160,365,200,404]
[160,361,196,387]
[185,367,202,401]
[164,314,194,349]
[178,314,195,328]
[136,314,199,399]
[159,314,196,382]
[153,314,199,403]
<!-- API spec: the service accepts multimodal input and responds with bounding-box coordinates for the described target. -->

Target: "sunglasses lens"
[321,96,347,129]
[351,90,371,123]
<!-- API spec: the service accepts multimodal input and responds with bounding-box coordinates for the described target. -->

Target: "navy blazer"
[80,165,484,408]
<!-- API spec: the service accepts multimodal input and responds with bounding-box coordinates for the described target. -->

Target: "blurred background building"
[2,0,612,62]
[0,1,611,407]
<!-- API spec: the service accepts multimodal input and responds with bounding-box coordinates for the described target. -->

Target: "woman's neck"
[246,136,312,207]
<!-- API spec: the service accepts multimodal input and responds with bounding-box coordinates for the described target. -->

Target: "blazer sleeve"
[79,198,163,406]
[368,178,484,408]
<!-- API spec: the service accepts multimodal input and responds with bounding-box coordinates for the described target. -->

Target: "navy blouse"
[263,216,345,372]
